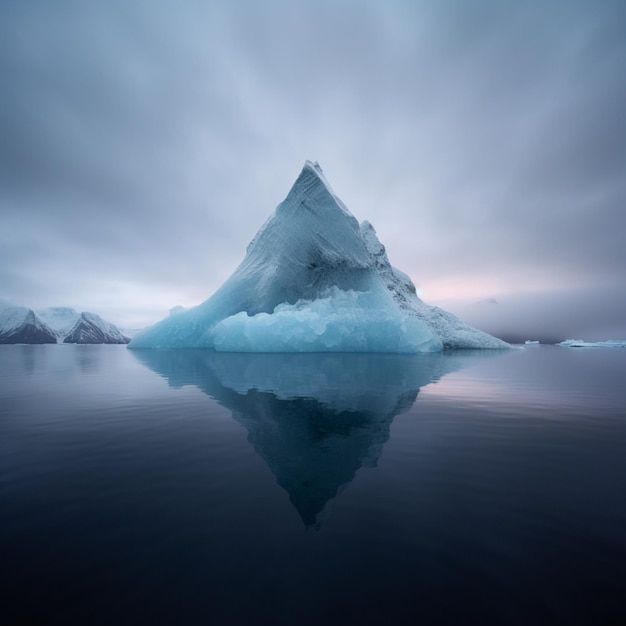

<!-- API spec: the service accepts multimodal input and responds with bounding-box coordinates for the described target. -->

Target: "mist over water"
[440,284,626,344]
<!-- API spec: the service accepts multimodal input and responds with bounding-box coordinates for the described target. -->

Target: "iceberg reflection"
[133,350,499,527]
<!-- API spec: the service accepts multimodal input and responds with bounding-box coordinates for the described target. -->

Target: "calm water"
[1,344,625,625]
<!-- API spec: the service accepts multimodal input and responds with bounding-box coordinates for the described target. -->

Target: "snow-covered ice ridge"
[130,161,510,352]
[559,339,626,348]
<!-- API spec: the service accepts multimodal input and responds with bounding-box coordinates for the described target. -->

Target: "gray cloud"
[1,0,625,337]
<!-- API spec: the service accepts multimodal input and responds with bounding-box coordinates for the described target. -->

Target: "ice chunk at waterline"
[212,288,437,353]
[129,161,507,352]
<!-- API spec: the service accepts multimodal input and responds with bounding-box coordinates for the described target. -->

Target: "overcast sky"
[1,0,625,340]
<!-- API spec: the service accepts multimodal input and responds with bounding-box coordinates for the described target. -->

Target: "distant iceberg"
[558,339,626,348]
[130,161,509,352]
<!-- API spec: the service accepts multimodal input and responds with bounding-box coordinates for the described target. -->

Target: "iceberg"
[130,161,508,352]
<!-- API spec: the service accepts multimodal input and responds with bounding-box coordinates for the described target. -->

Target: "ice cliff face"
[130,161,508,352]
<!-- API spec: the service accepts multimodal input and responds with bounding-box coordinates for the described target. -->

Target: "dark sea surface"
[1,344,625,625]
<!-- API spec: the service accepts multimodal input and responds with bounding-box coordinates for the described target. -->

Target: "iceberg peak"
[279,160,355,222]
[301,160,335,193]
[302,159,327,184]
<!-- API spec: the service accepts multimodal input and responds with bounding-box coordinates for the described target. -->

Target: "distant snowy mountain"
[0,307,57,344]
[0,306,129,344]
[130,161,509,352]
[63,312,129,344]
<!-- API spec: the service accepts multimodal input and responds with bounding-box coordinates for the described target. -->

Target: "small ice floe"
[558,339,626,348]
